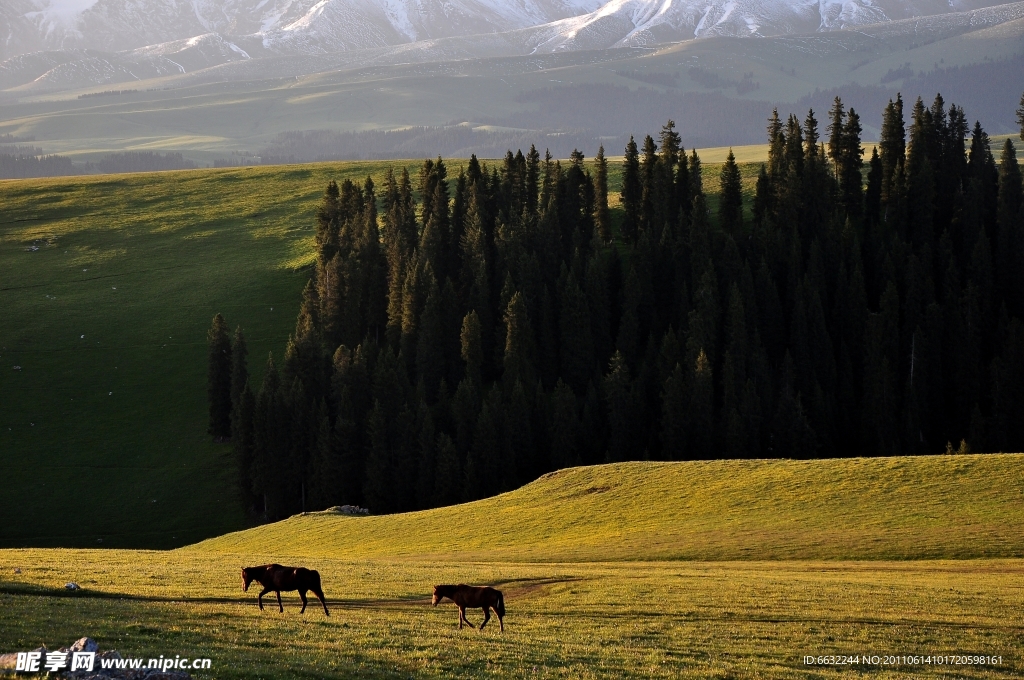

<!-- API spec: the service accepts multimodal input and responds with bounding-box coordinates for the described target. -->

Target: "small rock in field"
[69,637,99,653]
[65,582,81,590]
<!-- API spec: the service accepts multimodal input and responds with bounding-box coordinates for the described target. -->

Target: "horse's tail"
[311,569,322,588]
[496,590,505,617]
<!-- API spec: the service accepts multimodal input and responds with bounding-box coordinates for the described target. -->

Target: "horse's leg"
[457,607,463,629]
[257,587,270,611]
[314,588,330,616]
[480,607,490,630]
[276,590,284,613]
[460,606,475,629]
[299,590,308,614]
[497,608,504,633]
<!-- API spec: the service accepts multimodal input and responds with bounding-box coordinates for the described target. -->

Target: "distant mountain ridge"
[2,0,1014,64]
[2,0,1022,95]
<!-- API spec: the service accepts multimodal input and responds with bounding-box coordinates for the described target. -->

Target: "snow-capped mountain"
[515,0,1000,50]
[1,0,1018,91]
[2,0,606,58]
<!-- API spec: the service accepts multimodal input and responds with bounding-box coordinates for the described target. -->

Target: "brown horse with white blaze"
[242,564,329,616]
[432,584,505,631]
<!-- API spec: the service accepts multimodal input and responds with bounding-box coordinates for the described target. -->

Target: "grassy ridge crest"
[189,454,1024,561]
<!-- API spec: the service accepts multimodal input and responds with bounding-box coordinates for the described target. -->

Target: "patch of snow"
[26,0,99,29]
[227,41,250,57]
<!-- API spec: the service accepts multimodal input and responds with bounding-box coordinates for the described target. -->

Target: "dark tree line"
[210,92,1024,520]
[0,150,197,179]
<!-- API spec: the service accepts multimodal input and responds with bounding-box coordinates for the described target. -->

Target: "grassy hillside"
[0,161,414,548]
[1,455,1022,678]
[193,455,1024,562]
[0,160,758,549]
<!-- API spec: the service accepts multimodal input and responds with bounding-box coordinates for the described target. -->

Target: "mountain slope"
[2,0,1018,64]
[1,0,605,59]
[4,0,1021,93]
[190,455,1024,561]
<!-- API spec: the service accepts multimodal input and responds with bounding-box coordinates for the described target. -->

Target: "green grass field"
[0,161,412,548]
[1,457,1022,678]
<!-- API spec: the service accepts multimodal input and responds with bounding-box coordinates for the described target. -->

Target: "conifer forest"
[209,92,1024,519]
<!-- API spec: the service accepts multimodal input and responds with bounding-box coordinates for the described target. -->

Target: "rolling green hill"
[0,161,416,548]
[192,455,1024,562]
[2,456,1022,678]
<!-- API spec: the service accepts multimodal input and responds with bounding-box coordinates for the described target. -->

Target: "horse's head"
[242,567,254,592]
[431,585,443,606]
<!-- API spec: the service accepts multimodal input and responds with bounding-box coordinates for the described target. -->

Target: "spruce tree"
[639,134,659,238]
[865,147,882,226]
[460,310,483,387]
[719,149,743,236]
[232,382,256,512]
[827,97,845,176]
[689,149,703,204]
[284,280,328,405]
[879,95,905,209]
[594,145,611,242]
[621,136,641,244]
[503,292,536,389]
[752,164,770,228]
[996,140,1022,315]
[207,313,232,439]
[230,326,248,421]
[251,353,284,519]
[1017,91,1024,140]
[415,274,446,399]
[767,108,785,177]
[840,108,864,218]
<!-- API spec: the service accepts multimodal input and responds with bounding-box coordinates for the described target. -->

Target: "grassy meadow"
[0,161,412,548]
[2,556,1021,679]
[2,457,1023,678]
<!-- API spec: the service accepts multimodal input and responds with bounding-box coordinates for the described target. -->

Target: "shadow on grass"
[0,575,584,608]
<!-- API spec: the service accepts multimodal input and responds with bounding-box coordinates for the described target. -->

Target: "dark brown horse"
[242,564,329,616]
[432,584,505,631]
